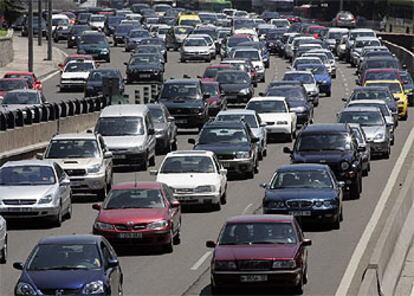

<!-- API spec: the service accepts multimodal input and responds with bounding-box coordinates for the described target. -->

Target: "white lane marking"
[242,203,253,215]
[191,251,212,270]
[410,282,414,296]
[41,70,60,83]
[336,126,414,296]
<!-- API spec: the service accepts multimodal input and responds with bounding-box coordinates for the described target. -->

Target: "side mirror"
[171,199,180,208]
[13,262,23,270]
[167,116,175,122]
[283,147,292,154]
[107,258,119,268]
[338,181,345,187]
[206,240,216,248]
[60,179,71,186]
[92,203,102,211]
[259,183,267,189]
[341,97,347,102]
[36,153,44,160]
[260,123,267,127]
[258,92,265,96]
[58,63,63,69]
[148,128,155,135]
[302,239,312,246]
[149,169,158,175]
[188,138,196,145]
[123,62,128,66]
[219,168,227,175]
[104,151,113,159]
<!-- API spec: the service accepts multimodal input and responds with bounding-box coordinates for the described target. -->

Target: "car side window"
[98,135,107,153]
[212,156,221,172]
[163,184,175,202]
[54,163,65,181]
[101,242,111,269]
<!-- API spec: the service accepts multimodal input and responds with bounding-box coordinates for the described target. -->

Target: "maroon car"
[206,215,311,294]
[92,182,181,253]
[359,68,403,86]
[0,78,29,101]
[201,80,226,116]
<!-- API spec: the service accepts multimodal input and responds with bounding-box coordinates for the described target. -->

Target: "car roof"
[2,159,54,168]
[100,104,149,117]
[277,163,331,171]
[342,106,381,112]
[6,89,39,94]
[284,70,313,75]
[204,120,246,129]
[52,133,97,140]
[164,78,199,84]
[365,79,401,84]
[39,234,102,245]
[217,109,257,116]
[303,123,348,133]
[353,86,389,91]
[249,96,286,101]
[112,182,164,190]
[226,214,295,224]
[166,150,215,156]
[348,99,387,105]
[4,71,34,75]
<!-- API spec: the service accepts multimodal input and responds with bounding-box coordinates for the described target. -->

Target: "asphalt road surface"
[1,43,413,296]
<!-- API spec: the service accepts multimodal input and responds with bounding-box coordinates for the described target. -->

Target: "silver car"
[215,109,267,160]
[0,160,72,226]
[0,215,6,263]
[349,123,371,176]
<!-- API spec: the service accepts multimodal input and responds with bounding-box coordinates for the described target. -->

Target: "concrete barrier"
[378,32,414,54]
[382,40,414,77]
[0,30,14,67]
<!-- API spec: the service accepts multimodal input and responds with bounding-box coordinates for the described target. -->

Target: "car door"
[164,106,176,143]
[212,155,226,194]
[163,185,180,233]
[54,163,71,210]
[98,135,112,183]
[100,241,121,295]
[145,114,156,157]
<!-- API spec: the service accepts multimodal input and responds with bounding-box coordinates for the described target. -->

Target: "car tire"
[350,177,361,199]
[97,187,107,200]
[332,213,341,230]
[65,199,72,220]
[210,283,223,295]
[172,140,178,151]
[163,231,174,253]
[292,277,304,295]
[327,91,331,97]
[173,229,181,245]
[0,235,7,264]
[149,154,156,167]
[401,112,408,121]
[52,202,63,227]
[362,167,369,177]
[263,148,267,157]
[220,190,227,205]
[383,146,391,159]
[213,202,221,211]
[106,57,111,63]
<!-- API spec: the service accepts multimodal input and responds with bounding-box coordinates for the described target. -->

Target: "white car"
[216,109,267,159]
[59,61,96,92]
[42,133,113,199]
[0,215,6,264]
[152,150,228,210]
[306,49,337,78]
[232,48,265,82]
[180,37,212,62]
[283,70,320,106]
[233,28,259,41]
[89,14,106,31]
[246,96,297,142]
[0,160,72,226]
[189,33,216,58]
[270,18,290,29]
[51,14,70,32]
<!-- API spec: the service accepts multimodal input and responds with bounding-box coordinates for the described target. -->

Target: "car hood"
[220,83,250,92]
[103,135,146,149]
[0,185,55,200]
[258,112,291,123]
[182,46,210,52]
[128,64,162,71]
[161,99,204,109]
[156,173,220,188]
[214,244,299,261]
[314,74,331,82]
[303,84,318,92]
[98,208,167,224]
[265,187,337,200]
[361,126,386,139]
[52,158,101,170]
[78,44,107,51]
[61,72,90,79]
[195,143,251,154]
[22,269,102,290]
[293,150,354,164]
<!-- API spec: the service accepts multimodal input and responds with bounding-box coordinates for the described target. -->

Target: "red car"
[92,182,181,253]
[206,215,311,294]
[0,78,30,100]
[58,54,94,71]
[304,25,327,39]
[359,68,403,85]
[3,72,42,91]
[201,80,226,116]
[202,64,235,81]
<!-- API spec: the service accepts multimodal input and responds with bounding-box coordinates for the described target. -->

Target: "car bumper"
[113,36,126,44]
[82,52,110,60]
[93,229,171,246]
[127,71,163,82]
[170,114,207,128]
[263,207,339,223]
[60,81,86,90]
[318,84,331,94]
[69,173,106,193]
[224,93,252,104]
[172,192,220,205]
[265,124,291,135]
[111,151,147,166]
[181,52,211,60]
[367,141,389,154]
[0,205,60,218]
[219,158,254,174]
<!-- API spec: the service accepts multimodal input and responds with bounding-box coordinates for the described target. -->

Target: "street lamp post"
[38,0,42,46]
[28,0,33,72]
[47,0,52,60]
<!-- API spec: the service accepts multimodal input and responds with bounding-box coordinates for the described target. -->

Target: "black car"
[216,70,253,105]
[112,24,136,46]
[67,25,90,48]
[13,235,123,296]
[77,31,111,63]
[138,38,167,62]
[22,16,46,37]
[267,85,314,126]
[157,79,209,129]
[265,29,288,55]
[84,68,124,97]
[189,121,259,178]
[134,45,165,65]
[104,15,124,36]
[262,164,344,229]
[125,53,164,83]
[284,123,363,199]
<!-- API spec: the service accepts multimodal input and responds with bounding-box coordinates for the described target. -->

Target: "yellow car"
[364,80,408,120]
[177,12,201,27]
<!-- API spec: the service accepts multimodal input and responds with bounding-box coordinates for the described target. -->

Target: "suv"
[157,79,209,129]
[189,121,259,179]
[283,124,363,199]
[42,133,113,199]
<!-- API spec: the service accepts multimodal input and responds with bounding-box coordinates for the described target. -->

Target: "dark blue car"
[296,64,332,96]
[13,235,123,296]
[261,164,344,229]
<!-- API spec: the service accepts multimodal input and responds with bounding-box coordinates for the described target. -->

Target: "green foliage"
[0,0,24,26]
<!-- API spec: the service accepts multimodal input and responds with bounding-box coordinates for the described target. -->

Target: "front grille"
[115,223,148,230]
[132,223,147,230]
[115,224,128,231]
[217,154,235,160]
[175,188,194,194]
[238,260,272,271]
[170,108,199,115]
[64,169,86,176]
[3,199,37,205]
[286,199,313,209]
[40,288,80,296]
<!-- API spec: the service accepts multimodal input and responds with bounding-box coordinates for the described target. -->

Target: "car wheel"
[173,229,181,245]
[303,265,309,284]
[106,57,111,63]
[52,202,63,227]
[350,178,361,199]
[97,186,107,200]
[213,202,221,211]
[332,213,341,230]
[118,280,123,296]
[362,167,369,177]
[384,146,391,159]
[258,150,263,161]
[0,235,7,264]
[163,231,174,253]
[210,282,223,295]
[220,189,227,205]
[65,198,72,219]
[326,91,331,97]
[292,277,304,294]
[401,112,408,121]
[149,154,156,167]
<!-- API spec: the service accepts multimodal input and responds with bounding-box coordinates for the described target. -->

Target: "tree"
[0,0,24,26]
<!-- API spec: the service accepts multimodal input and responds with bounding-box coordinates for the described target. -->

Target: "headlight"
[341,161,350,171]
[15,283,37,296]
[129,145,144,153]
[321,80,328,84]
[88,163,103,174]
[71,36,75,40]
[276,121,288,125]
[272,259,296,269]
[214,260,237,271]
[38,194,53,204]
[195,185,215,193]
[239,88,250,95]
[101,49,109,54]
[374,133,385,141]
[235,151,250,159]
[266,200,285,208]
[94,222,114,230]
[147,220,169,230]
[82,280,104,295]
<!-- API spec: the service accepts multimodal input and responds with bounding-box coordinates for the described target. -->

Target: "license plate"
[6,207,32,212]
[240,275,268,282]
[118,232,142,239]
[176,119,187,124]
[139,74,151,78]
[289,211,311,216]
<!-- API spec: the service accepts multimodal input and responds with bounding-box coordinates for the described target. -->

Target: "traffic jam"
[0,2,413,295]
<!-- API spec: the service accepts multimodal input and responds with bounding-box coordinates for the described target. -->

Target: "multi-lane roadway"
[1,44,413,296]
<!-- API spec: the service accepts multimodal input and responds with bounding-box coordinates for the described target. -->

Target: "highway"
[1,44,413,296]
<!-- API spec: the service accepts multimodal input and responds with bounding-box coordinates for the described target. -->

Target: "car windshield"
[184,38,207,46]
[351,31,375,39]
[203,67,230,79]
[201,83,219,96]
[339,111,384,126]
[158,27,169,34]
[4,74,33,85]
[116,25,133,33]
[2,92,39,104]
[247,100,287,113]
[0,166,55,186]
[328,32,346,39]
[216,114,258,128]
[129,30,150,38]
[271,170,333,189]
[297,133,352,151]
[233,50,259,61]
[219,222,297,245]
[160,156,215,174]
[65,63,94,72]
[267,87,305,100]
[272,20,289,27]
[228,37,250,47]
[351,90,390,101]
[108,17,123,25]
[96,116,144,136]
[366,60,397,69]
[199,128,249,144]
[148,107,165,123]
[27,244,101,271]
[0,80,26,91]
[284,73,313,84]
[365,71,399,81]
[180,19,201,27]
[89,70,116,82]
[355,39,380,47]
[71,26,89,34]
[233,19,255,29]
[46,140,99,159]
[216,72,250,84]
[52,18,69,26]
[104,189,164,209]
[131,55,158,64]
[297,65,328,75]
[80,35,107,45]
[161,83,198,99]
[295,58,322,66]
[350,103,390,116]
[366,82,402,93]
